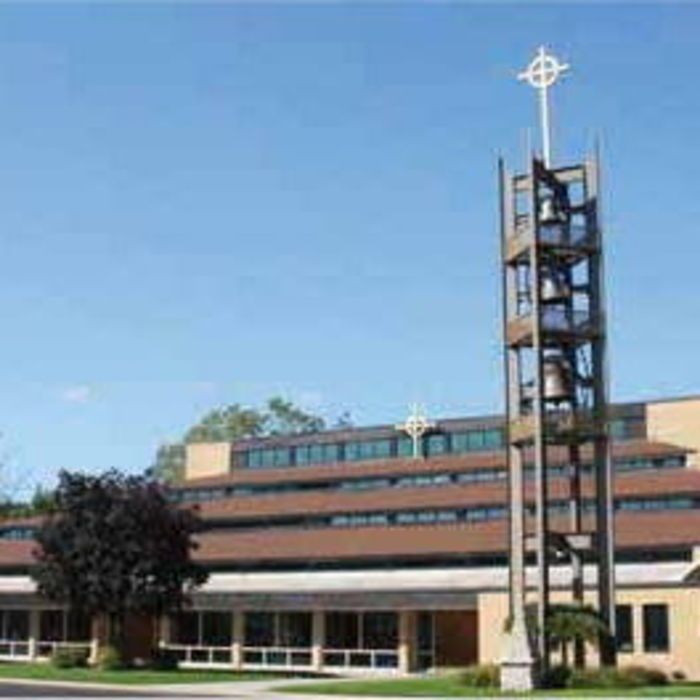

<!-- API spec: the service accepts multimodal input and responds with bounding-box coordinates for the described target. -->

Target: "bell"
[543,357,573,401]
[539,195,566,225]
[541,270,570,303]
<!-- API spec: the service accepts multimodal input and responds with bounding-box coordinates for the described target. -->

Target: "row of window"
[240,416,645,471]
[206,495,700,533]
[170,610,402,651]
[0,609,91,642]
[616,604,670,654]
[171,454,686,507]
[243,429,506,470]
[172,605,670,656]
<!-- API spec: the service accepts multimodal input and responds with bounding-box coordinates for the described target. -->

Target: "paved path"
[0,680,152,697]
[0,678,345,699]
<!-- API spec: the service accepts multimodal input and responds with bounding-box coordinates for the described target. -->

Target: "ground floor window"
[278,612,312,648]
[643,604,670,653]
[245,612,275,647]
[323,611,398,669]
[325,612,358,648]
[615,605,633,652]
[325,611,397,650]
[172,611,232,647]
[39,610,91,643]
[417,611,435,670]
[363,612,398,649]
[0,610,29,641]
[244,612,312,648]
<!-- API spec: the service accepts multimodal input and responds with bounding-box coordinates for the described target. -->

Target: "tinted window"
[643,604,669,653]
[615,605,633,652]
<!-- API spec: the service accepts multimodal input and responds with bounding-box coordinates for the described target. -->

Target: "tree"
[547,604,609,669]
[150,396,327,482]
[32,470,207,658]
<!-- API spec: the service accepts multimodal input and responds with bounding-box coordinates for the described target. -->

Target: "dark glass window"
[40,610,63,642]
[609,416,645,440]
[245,612,275,647]
[362,612,398,649]
[426,434,448,457]
[202,612,232,646]
[325,612,359,649]
[643,604,670,653]
[345,440,392,462]
[6,610,28,641]
[278,613,312,648]
[615,605,633,652]
[174,612,199,645]
[296,443,341,466]
[397,437,414,458]
[247,448,291,469]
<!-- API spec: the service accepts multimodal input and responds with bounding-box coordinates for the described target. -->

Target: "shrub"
[541,664,572,689]
[619,665,668,687]
[459,664,500,688]
[96,644,125,671]
[569,665,668,689]
[51,646,89,669]
[150,648,179,671]
[672,670,687,682]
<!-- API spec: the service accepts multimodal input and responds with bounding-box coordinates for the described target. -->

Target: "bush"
[51,646,89,669]
[618,665,668,687]
[541,664,572,689]
[96,645,125,671]
[150,648,179,671]
[459,664,500,688]
[569,665,668,689]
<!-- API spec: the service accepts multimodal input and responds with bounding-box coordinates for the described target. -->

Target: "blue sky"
[0,3,697,494]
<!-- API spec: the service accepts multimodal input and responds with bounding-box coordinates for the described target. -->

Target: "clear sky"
[0,3,697,494]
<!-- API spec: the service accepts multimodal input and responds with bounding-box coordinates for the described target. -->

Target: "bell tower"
[499,48,616,690]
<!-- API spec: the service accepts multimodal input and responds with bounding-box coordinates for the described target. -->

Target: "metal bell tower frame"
[499,48,616,682]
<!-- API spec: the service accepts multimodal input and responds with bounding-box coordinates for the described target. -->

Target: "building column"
[398,610,416,674]
[231,612,244,670]
[28,609,40,661]
[158,615,170,647]
[311,610,325,672]
[88,614,107,666]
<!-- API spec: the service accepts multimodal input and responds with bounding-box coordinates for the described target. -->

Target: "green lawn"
[0,662,292,685]
[279,676,700,697]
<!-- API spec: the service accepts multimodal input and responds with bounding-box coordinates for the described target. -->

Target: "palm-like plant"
[547,604,609,668]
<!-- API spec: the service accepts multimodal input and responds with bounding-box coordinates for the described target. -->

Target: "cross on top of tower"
[517,46,570,167]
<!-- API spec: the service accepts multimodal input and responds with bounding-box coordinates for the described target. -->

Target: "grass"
[278,676,700,697]
[0,662,293,685]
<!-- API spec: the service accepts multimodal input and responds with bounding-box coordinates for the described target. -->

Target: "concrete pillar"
[398,610,416,674]
[158,614,171,647]
[88,614,107,666]
[231,612,244,670]
[28,609,40,661]
[311,610,325,672]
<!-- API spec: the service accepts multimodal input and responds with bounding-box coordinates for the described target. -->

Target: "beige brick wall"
[184,442,232,481]
[478,586,700,680]
[647,397,700,469]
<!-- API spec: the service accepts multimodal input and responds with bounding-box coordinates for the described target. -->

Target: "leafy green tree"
[148,443,186,484]
[33,470,207,659]
[264,397,325,435]
[151,396,327,482]
[185,404,267,443]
